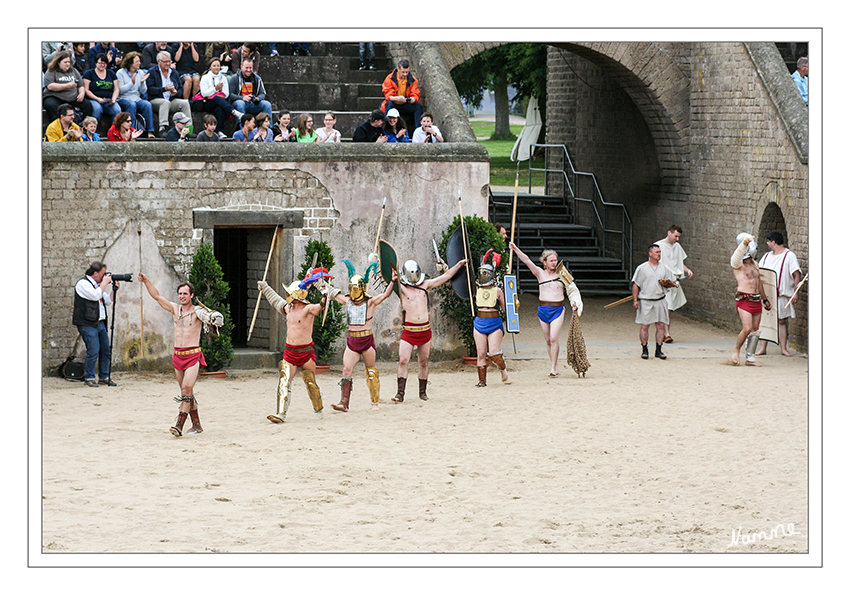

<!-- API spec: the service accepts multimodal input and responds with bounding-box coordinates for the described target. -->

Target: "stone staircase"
[490,189,631,297]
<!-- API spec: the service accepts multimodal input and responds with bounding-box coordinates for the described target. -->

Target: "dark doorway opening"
[214,228,249,347]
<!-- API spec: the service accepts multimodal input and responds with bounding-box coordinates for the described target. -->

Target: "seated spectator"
[147,50,192,137]
[412,113,444,143]
[83,53,121,126]
[42,42,73,71]
[44,104,82,142]
[295,113,318,143]
[227,58,272,119]
[352,109,387,143]
[116,52,156,138]
[107,111,144,142]
[272,109,296,142]
[383,108,409,143]
[316,112,342,143]
[229,43,260,73]
[251,112,275,142]
[72,42,92,76]
[141,42,175,71]
[792,57,808,106]
[165,111,192,142]
[195,114,221,142]
[173,42,202,100]
[43,51,91,123]
[197,57,243,138]
[205,42,233,73]
[290,43,311,56]
[89,43,122,72]
[380,59,422,130]
[232,113,256,142]
[81,116,101,141]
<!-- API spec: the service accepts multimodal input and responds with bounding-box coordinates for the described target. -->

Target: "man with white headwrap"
[730,233,771,366]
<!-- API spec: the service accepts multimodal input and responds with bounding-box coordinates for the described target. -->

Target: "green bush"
[436,215,507,357]
[299,238,346,364]
[188,242,234,371]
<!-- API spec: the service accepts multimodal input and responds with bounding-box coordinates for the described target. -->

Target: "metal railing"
[528,144,633,276]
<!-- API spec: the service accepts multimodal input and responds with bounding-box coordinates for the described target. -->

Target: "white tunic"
[631,261,674,325]
[759,249,802,319]
[655,239,688,311]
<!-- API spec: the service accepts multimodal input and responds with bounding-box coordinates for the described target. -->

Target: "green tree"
[188,242,234,371]
[450,43,548,140]
[299,238,346,364]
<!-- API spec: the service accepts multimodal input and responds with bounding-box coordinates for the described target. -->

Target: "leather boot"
[187,408,203,434]
[655,343,667,360]
[170,411,188,437]
[392,377,406,402]
[333,377,352,412]
[641,344,649,359]
[476,365,487,387]
[419,378,429,401]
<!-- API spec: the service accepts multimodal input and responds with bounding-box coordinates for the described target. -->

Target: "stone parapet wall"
[42,142,489,373]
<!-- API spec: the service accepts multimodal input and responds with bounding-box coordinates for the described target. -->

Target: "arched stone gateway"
[428,40,808,349]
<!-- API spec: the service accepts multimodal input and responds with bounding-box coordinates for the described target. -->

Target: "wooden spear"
[784,273,808,309]
[604,295,635,309]
[507,167,519,274]
[138,221,145,358]
[247,226,279,342]
[458,194,475,318]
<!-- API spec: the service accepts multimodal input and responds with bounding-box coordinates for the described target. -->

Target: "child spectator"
[412,113,444,143]
[197,57,242,138]
[273,110,296,142]
[316,112,342,143]
[251,112,275,142]
[195,114,221,142]
[232,113,256,142]
[295,113,318,143]
[81,116,101,141]
[165,111,192,142]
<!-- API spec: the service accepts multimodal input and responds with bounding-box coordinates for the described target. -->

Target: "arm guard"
[258,280,287,314]
[730,236,753,269]
[194,305,224,327]
[566,282,583,317]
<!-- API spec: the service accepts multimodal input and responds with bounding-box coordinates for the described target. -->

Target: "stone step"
[230,348,280,370]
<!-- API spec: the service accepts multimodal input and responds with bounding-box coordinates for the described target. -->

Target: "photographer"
[227,58,272,119]
[73,261,120,387]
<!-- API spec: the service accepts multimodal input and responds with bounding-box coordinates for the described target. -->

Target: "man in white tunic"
[754,232,802,357]
[655,225,693,343]
[631,245,676,360]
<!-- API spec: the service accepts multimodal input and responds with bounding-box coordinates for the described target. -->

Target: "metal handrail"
[528,143,633,276]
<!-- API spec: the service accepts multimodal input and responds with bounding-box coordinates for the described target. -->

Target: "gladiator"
[392,257,468,402]
[472,249,509,387]
[329,259,396,412]
[138,272,224,437]
[509,242,583,376]
[731,233,770,366]
[258,272,329,422]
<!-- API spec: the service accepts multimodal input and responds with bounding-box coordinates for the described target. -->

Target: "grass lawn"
[470,120,546,188]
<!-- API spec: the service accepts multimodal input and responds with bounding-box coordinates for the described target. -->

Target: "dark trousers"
[198,96,233,132]
[43,96,93,123]
[77,321,111,382]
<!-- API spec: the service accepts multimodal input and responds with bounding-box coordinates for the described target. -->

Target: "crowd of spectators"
[43,44,446,144]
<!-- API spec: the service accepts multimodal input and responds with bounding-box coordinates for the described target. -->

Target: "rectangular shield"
[503,274,520,333]
[759,267,779,345]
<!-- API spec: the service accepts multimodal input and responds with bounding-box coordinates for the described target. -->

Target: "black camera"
[251,96,260,105]
[107,273,133,282]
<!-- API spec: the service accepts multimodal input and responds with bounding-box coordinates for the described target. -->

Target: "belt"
[735,292,762,302]
[348,329,373,338]
[639,296,666,302]
[174,346,202,354]
[285,344,315,353]
[539,300,564,307]
[477,310,500,318]
[403,322,431,332]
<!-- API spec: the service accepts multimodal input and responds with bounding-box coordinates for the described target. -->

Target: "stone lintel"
[192,209,304,228]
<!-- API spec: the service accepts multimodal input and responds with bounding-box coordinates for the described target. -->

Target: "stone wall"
[42,142,489,374]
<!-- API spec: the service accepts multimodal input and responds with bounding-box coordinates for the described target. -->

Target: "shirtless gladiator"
[509,242,583,376]
[330,261,397,412]
[138,272,224,437]
[258,278,327,422]
[392,257,468,402]
[730,234,771,366]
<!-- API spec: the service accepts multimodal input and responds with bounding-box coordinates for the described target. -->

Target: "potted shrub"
[299,238,346,371]
[188,242,234,374]
[435,215,507,358]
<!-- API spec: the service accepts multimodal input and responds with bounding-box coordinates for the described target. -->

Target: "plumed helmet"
[400,260,424,286]
[349,274,368,301]
[735,232,757,259]
[282,280,309,304]
[477,249,501,286]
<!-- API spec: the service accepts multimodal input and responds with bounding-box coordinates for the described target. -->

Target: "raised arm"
[138,272,177,314]
[731,235,753,269]
[369,269,398,307]
[509,242,543,278]
[425,258,468,289]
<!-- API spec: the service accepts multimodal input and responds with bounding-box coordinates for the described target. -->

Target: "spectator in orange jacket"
[380,59,422,129]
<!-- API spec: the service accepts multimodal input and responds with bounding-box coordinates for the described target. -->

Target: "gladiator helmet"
[281,280,309,304]
[477,249,501,286]
[735,232,758,259]
[400,260,424,286]
[341,258,378,301]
